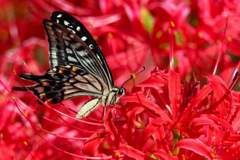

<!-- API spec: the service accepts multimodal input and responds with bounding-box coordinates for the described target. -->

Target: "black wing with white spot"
[43,11,113,89]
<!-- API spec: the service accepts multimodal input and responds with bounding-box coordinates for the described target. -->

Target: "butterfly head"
[117,87,125,97]
[111,87,125,103]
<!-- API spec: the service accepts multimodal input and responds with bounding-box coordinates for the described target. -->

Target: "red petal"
[121,92,172,123]
[82,133,105,157]
[139,118,163,149]
[136,74,165,91]
[218,141,240,159]
[124,107,145,145]
[191,116,219,131]
[104,109,119,141]
[114,144,144,159]
[151,149,178,160]
[206,115,234,133]
[180,84,212,122]
[205,75,231,118]
[126,107,145,133]
[174,139,215,160]
[168,69,181,121]
[232,92,240,130]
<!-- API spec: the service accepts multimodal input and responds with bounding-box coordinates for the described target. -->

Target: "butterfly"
[12,11,126,119]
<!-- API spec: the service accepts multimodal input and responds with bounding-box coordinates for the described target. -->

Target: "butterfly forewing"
[44,11,113,89]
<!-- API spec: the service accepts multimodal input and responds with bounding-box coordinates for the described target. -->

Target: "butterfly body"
[13,11,125,119]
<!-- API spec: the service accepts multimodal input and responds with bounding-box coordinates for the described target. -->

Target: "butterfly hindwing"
[13,66,108,104]
[76,98,102,118]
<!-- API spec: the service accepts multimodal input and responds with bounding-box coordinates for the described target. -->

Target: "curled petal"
[114,144,144,160]
[174,139,215,160]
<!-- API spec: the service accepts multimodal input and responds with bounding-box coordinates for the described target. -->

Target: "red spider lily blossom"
[115,68,240,159]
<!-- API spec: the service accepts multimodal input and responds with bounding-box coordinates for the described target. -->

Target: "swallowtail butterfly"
[13,11,125,119]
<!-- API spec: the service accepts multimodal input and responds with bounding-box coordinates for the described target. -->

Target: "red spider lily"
[2,0,240,159]
[109,67,240,159]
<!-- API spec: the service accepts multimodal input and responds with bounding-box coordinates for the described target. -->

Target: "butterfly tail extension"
[12,85,33,91]
[13,73,65,105]
[12,73,55,92]
[19,73,54,82]
[75,98,102,119]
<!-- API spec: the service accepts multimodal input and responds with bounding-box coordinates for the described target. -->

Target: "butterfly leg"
[110,103,121,108]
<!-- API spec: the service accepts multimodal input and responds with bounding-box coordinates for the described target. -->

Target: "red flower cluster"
[1,0,240,159]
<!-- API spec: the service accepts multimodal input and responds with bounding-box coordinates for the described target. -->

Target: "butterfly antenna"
[121,66,145,88]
